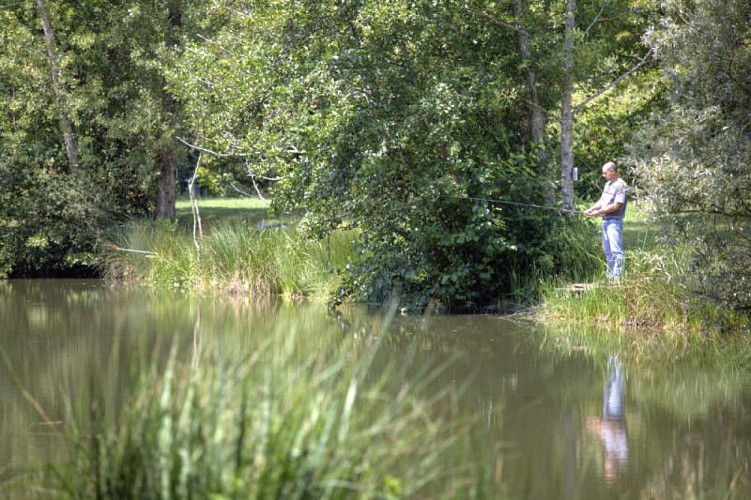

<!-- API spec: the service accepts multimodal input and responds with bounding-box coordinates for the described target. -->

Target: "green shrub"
[0,166,110,277]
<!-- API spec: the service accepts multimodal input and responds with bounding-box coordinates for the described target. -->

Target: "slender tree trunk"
[36,0,79,172]
[155,1,182,220]
[560,0,576,210]
[515,0,554,204]
[156,148,178,219]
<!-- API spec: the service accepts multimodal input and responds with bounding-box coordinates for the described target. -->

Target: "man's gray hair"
[603,161,617,172]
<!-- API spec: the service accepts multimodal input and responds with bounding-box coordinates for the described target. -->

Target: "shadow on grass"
[176,206,272,228]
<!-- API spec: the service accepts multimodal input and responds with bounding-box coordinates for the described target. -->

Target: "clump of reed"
[104,220,356,300]
[536,240,751,363]
[540,246,694,329]
[50,318,485,498]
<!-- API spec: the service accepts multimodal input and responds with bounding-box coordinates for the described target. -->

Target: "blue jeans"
[602,219,624,279]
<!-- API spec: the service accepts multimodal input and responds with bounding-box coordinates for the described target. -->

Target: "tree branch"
[230,181,267,201]
[177,136,287,181]
[176,136,249,157]
[472,7,527,35]
[188,151,203,255]
[574,48,654,114]
[244,165,267,201]
[584,0,610,36]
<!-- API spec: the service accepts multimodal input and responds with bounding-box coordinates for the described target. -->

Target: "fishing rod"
[448,195,586,215]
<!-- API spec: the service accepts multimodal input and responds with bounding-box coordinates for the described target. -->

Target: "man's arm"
[590,201,623,217]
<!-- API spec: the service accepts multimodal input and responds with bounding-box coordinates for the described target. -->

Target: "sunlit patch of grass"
[175,196,282,229]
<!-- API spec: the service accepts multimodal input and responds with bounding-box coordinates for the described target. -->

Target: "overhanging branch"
[176,136,249,157]
[584,0,611,36]
[574,48,654,114]
[176,136,287,182]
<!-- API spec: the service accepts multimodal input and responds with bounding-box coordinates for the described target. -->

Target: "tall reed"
[539,244,735,333]
[104,220,356,300]
[50,314,486,498]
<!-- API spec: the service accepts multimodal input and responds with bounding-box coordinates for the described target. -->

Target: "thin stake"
[106,245,156,256]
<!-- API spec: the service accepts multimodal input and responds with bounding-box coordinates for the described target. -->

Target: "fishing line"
[445,195,586,215]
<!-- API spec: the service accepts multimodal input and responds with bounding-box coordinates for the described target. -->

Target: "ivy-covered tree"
[628,0,751,314]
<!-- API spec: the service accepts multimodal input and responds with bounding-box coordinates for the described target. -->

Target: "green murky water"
[1,280,750,498]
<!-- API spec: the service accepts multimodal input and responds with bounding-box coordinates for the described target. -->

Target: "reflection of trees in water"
[347,314,751,498]
[4,284,751,497]
[639,389,751,497]
[0,281,128,471]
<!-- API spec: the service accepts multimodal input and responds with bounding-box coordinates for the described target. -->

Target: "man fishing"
[584,161,627,279]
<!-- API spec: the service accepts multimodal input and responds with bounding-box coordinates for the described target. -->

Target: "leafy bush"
[0,163,110,277]
[628,0,751,315]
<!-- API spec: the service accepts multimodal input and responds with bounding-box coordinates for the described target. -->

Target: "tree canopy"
[163,0,655,307]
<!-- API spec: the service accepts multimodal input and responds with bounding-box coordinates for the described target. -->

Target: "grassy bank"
[107,198,749,337]
[537,204,749,337]
[105,198,355,300]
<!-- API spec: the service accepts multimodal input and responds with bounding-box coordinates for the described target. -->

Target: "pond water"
[1,280,750,498]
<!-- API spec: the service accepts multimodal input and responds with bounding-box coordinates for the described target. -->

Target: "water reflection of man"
[586,355,628,482]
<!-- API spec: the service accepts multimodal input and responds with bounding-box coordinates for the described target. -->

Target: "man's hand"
[584,207,600,217]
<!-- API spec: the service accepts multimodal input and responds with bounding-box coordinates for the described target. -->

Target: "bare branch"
[188,151,203,254]
[242,158,270,201]
[584,0,610,36]
[230,182,265,200]
[574,48,654,114]
[177,136,288,181]
[176,136,249,157]
[472,7,527,35]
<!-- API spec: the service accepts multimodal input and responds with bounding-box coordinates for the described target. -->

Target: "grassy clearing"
[45,311,492,498]
[105,198,355,300]
[175,196,282,228]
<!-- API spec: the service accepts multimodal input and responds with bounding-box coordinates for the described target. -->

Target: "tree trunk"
[155,1,182,220]
[515,0,554,204]
[36,0,79,172]
[156,148,177,219]
[560,0,576,210]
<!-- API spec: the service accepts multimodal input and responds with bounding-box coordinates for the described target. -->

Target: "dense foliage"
[628,0,751,313]
[166,0,652,308]
[0,1,193,276]
[2,0,747,316]
[0,162,106,277]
